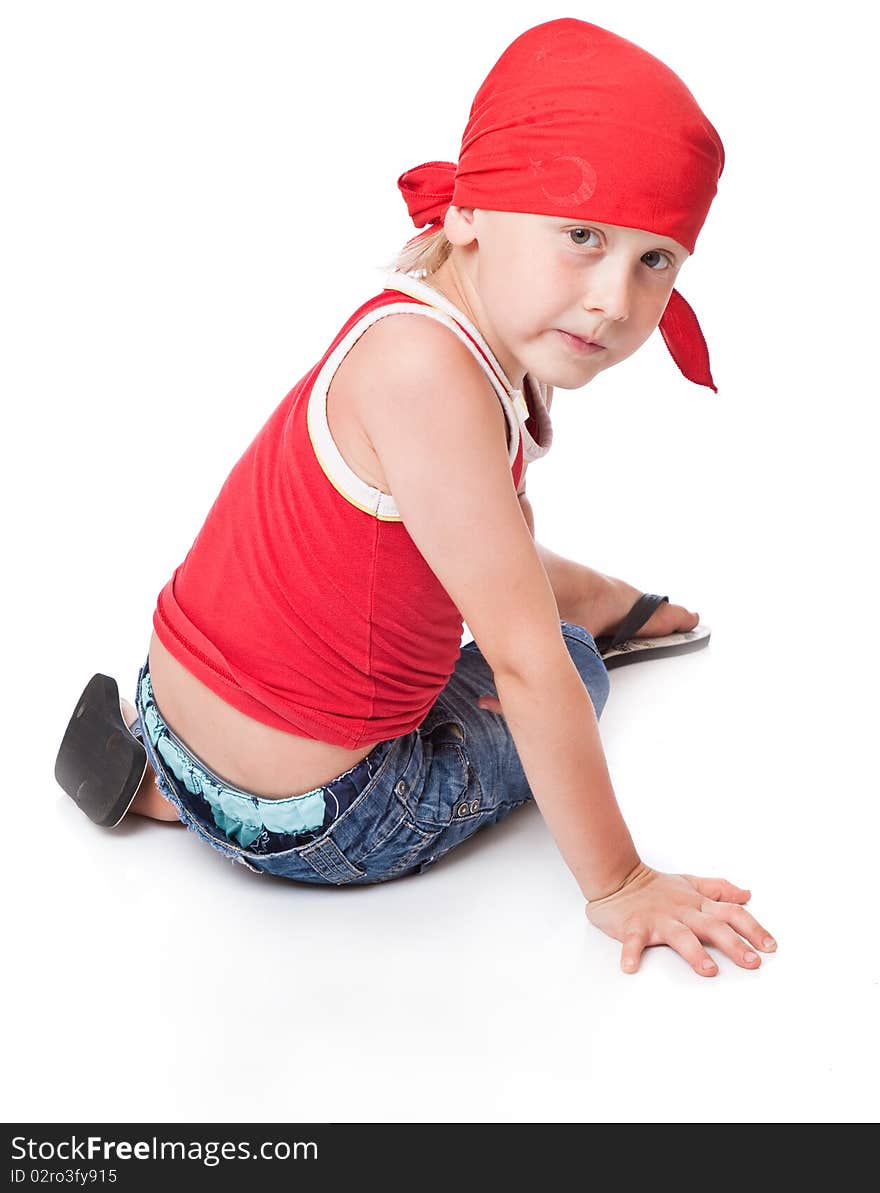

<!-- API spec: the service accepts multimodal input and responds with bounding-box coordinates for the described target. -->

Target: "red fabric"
[152,286,525,749]
[397,18,724,393]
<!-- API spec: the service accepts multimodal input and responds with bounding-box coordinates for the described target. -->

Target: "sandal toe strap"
[599,593,669,652]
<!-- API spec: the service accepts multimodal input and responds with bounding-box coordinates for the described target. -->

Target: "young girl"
[55,17,776,977]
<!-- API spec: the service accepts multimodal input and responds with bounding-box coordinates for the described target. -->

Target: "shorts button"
[395,780,407,795]
[457,801,469,817]
[470,799,480,813]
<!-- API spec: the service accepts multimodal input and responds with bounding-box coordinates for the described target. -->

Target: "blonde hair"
[379,225,453,278]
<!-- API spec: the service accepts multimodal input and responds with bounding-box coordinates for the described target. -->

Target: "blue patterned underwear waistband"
[136,665,384,853]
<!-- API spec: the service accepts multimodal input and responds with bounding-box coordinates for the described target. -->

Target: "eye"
[567,228,676,272]
[567,227,601,249]
[642,249,676,272]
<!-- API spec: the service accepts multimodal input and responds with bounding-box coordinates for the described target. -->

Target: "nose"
[582,261,631,323]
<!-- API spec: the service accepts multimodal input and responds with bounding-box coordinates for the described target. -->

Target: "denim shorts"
[134,620,611,885]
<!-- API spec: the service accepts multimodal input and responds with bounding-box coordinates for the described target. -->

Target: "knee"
[560,623,610,719]
[590,663,611,718]
[581,653,610,719]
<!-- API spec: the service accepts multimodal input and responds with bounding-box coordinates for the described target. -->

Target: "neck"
[421,256,526,391]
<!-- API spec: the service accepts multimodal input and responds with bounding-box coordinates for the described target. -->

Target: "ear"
[444,205,479,247]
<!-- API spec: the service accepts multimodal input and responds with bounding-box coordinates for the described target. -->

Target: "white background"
[2,0,877,1124]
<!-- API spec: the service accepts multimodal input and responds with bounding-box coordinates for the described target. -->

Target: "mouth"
[556,329,606,354]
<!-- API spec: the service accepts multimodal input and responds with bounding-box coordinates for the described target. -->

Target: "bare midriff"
[147,629,383,799]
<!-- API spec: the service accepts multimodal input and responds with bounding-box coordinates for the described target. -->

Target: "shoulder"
[355,306,486,375]
[346,308,508,442]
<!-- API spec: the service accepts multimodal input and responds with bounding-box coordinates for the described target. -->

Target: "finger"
[477,696,503,714]
[620,930,646,974]
[683,874,752,904]
[698,902,778,953]
[681,909,763,969]
[661,920,718,977]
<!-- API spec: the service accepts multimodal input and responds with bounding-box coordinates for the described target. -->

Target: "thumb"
[476,695,503,714]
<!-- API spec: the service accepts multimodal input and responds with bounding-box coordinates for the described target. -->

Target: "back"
[151,276,555,748]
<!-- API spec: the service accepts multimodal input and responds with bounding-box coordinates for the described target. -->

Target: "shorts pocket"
[404,720,475,833]
[356,814,439,882]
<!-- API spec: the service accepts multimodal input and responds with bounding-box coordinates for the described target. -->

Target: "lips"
[559,329,604,347]
[557,329,606,353]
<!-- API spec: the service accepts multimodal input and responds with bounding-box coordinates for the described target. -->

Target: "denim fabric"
[134,621,610,884]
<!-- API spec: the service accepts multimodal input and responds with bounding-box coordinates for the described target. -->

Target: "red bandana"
[397,18,725,392]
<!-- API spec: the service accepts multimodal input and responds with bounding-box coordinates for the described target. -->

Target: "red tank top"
[152,271,554,748]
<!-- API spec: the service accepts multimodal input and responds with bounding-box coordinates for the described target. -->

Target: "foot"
[120,697,181,822]
[577,573,700,643]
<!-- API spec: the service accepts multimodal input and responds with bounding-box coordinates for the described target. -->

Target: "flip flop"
[594,593,711,670]
[54,673,148,827]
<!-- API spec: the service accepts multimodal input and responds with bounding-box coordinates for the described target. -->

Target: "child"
[55,17,776,977]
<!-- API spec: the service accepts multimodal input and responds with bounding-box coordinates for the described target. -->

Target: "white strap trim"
[308,295,525,520]
[383,272,552,465]
[380,271,519,397]
[520,374,554,464]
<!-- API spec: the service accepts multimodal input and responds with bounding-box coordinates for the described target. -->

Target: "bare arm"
[494,663,640,900]
[361,318,640,901]
[511,495,643,895]
[358,318,776,974]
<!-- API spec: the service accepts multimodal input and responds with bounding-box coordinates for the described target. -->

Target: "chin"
[546,361,608,388]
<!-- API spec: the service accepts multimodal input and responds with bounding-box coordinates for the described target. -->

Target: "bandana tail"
[658,288,718,393]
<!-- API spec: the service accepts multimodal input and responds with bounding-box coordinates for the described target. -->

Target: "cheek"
[653,281,678,317]
[486,281,539,338]
[631,286,675,335]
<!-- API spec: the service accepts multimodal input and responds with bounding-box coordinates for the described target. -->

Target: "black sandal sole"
[595,592,711,670]
[600,625,711,669]
[54,673,148,827]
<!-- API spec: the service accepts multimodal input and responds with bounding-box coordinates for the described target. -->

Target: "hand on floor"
[585,862,778,977]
